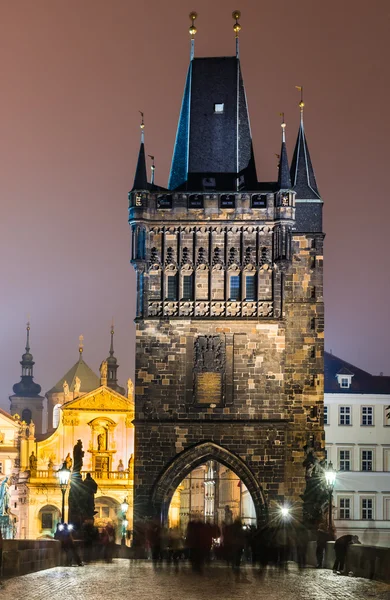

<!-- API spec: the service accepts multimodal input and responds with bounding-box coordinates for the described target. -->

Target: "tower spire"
[105,322,125,395]
[132,112,148,190]
[277,113,292,190]
[232,11,241,58]
[12,321,42,397]
[189,12,197,60]
[78,334,84,360]
[290,87,321,199]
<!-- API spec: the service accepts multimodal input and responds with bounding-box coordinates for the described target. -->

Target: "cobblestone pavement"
[2,560,390,600]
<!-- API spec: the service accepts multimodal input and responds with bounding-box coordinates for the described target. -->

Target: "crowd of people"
[53,517,360,576]
[54,520,116,566]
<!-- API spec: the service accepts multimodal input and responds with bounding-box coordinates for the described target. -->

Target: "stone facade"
[130,192,324,523]
[129,50,325,527]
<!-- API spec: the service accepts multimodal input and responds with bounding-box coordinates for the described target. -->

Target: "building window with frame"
[324,405,329,425]
[361,498,374,520]
[339,406,351,425]
[339,450,351,471]
[229,275,241,301]
[0,462,3,474]
[361,449,374,471]
[361,406,374,426]
[245,275,256,301]
[166,275,178,301]
[384,407,390,427]
[182,274,194,300]
[339,497,351,519]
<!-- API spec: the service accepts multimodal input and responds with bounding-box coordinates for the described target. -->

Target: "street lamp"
[120,498,129,545]
[324,461,337,533]
[57,464,71,524]
[280,506,290,519]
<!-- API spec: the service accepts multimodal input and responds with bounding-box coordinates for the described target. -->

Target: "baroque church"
[3,325,135,540]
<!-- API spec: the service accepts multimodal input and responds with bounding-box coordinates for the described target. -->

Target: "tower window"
[182,275,194,300]
[22,408,32,425]
[214,103,224,113]
[229,276,241,301]
[245,276,256,301]
[166,275,178,301]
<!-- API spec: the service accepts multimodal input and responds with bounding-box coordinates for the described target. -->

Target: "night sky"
[1,1,389,411]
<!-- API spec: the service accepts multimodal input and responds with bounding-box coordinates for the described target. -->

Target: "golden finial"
[189,12,197,38]
[280,112,286,143]
[79,334,84,355]
[296,86,305,121]
[139,111,144,130]
[232,11,241,37]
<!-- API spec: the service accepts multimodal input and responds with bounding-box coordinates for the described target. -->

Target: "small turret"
[132,112,148,191]
[105,324,125,395]
[12,322,41,397]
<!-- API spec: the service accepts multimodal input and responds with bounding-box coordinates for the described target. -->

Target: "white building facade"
[324,351,390,546]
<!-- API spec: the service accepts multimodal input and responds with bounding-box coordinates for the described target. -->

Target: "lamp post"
[57,464,71,524]
[324,461,337,533]
[120,498,129,545]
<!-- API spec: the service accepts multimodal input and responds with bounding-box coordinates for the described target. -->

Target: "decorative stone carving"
[63,414,80,426]
[244,246,254,266]
[194,336,225,373]
[148,301,163,317]
[181,247,192,267]
[226,302,241,317]
[211,302,225,317]
[196,247,208,267]
[195,301,210,317]
[163,302,179,317]
[165,247,176,267]
[149,247,160,269]
[212,246,224,267]
[228,247,239,267]
[258,302,273,317]
[260,247,271,267]
[179,302,194,316]
[242,302,257,317]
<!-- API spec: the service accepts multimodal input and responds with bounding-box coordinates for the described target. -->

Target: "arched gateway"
[152,442,266,525]
[129,27,325,536]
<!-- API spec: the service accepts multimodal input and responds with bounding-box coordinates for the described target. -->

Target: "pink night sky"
[1,1,389,409]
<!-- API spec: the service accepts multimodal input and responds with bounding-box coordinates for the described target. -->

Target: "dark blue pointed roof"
[11,324,42,398]
[278,141,292,190]
[132,142,148,191]
[290,119,320,199]
[324,351,390,394]
[168,56,257,191]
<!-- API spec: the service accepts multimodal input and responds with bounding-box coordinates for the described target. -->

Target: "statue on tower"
[63,380,70,397]
[127,378,134,401]
[74,376,81,394]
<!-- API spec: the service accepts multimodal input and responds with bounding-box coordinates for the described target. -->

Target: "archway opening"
[38,504,61,537]
[94,496,122,542]
[168,460,257,532]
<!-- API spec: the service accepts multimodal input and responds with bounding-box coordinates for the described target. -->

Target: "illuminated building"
[129,12,325,531]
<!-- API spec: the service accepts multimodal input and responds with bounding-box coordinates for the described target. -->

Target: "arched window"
[21,408,32,424]
[53,404,62,429]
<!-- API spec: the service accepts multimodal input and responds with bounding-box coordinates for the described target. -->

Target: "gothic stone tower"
[129,36,324,525]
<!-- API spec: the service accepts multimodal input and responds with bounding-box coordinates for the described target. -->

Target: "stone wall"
[1,539,61,578]
[306,541,390,583]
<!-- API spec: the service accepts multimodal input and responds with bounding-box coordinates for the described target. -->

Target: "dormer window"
[336,373,354,389]
[214,103,224,113]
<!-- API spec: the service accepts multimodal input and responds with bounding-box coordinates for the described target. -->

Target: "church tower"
[129,13,324,526]
[10,322,44,434]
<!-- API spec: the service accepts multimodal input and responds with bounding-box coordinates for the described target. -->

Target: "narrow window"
[361,498,373,520]
[182,275,194,300]
[245,275,256,301]
[22,408,32,425]
[361,450,373,471]
[166,275,178,301]
[323,406,328,425]
[361,406,373,426]
[339,450,351,471]
[339,498,351,519]
[339,406,351,425]
[230,275,241,301]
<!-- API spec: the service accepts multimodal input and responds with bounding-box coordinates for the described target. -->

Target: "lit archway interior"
[168,460,256,532]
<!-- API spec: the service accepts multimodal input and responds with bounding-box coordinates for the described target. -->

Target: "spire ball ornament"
[232,10,241,36]
[189,12,197,37]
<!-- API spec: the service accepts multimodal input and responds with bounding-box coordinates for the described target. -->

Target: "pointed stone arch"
[151,441,266,524]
